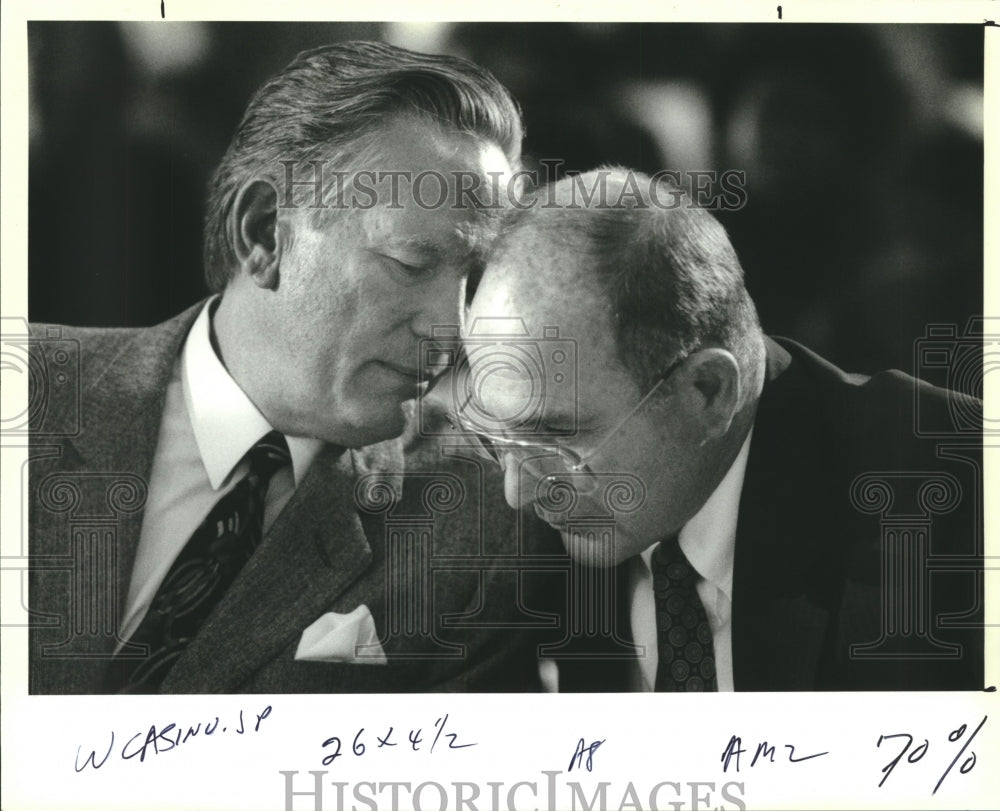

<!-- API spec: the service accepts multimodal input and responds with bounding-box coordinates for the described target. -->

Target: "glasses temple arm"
[575,376,668,468]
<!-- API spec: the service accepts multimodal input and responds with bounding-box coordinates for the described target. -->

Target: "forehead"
[358,117,512,261]
[464,260,635,430]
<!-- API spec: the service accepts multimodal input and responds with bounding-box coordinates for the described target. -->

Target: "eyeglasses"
[432,354,686,495]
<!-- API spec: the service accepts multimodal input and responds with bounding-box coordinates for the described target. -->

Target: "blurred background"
[27,22,983,379]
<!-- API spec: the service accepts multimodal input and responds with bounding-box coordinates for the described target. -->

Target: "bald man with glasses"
[430,169,984,693]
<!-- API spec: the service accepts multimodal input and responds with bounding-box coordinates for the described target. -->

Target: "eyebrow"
[380,234,490,271]
[378,236,445,263]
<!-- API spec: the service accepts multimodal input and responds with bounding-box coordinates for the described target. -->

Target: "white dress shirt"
[118,298,323,642]
[627,432,753,692]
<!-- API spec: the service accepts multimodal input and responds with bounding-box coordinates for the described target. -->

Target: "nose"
[409,272,466,339]
[502,453,533,510]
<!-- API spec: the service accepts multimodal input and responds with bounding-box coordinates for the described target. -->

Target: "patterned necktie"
[651,535,718,691]
[105,431,291,693]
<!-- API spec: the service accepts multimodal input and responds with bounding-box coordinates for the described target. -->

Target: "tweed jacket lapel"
[74,304,204,638]
[731,338,833,691]
[161,438,405,692]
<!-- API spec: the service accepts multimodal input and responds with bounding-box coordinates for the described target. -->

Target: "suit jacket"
[27,303,563,694]
[559,337,984,691]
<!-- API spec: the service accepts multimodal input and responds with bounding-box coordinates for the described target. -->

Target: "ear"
[230,179,280,290]
[678,347,741,439]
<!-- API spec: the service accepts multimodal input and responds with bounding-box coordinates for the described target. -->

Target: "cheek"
[339,257,411,332]
[287,257,362,336]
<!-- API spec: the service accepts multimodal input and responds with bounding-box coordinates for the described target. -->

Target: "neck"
[211,287,275,426]
[701,419,750,501]
[211,290,240,378]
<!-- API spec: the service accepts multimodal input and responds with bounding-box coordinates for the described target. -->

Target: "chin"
[308,401,409,448]
[557,526,633,568]
[351,402,410,446]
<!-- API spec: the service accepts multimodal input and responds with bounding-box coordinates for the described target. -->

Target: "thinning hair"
[203,40,523,292]
[497,168,764,397]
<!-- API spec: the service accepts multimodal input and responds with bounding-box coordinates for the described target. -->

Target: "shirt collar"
[182,297,323,490]
[639,430,753,601]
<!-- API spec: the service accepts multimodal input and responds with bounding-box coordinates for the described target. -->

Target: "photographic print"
[2,4,995,810]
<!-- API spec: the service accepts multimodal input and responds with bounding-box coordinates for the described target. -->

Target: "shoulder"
[24,302,207,436]
[29,320,147,342]
[28,321,152,382]
[28,301,205,384]
[763,336,980,462]
[29,301,206,357]
[28,302,205,374]
[747,336,980,558]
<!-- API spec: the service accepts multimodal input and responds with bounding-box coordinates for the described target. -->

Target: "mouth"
[379,361,431,387]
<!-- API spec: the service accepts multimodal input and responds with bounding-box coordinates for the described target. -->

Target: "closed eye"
[382,254,432,280]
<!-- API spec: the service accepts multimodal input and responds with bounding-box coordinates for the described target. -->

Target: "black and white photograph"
[2,5,995,811]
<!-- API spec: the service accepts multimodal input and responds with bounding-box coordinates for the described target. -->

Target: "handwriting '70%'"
[877,714,987,795]
[320,713,476,766]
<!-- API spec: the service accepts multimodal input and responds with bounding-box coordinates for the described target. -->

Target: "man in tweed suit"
[28,41,560,694]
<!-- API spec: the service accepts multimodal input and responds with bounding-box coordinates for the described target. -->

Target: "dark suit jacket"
[559,337,984,691]
[28,303,563,694]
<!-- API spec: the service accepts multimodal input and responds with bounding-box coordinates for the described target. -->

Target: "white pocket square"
[294,605,387,665]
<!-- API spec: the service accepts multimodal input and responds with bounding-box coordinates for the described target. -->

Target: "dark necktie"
[651,535,718,691]
[105,431,291,693]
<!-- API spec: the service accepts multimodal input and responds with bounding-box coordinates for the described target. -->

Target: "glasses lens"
[444,412,498,462]
[446,410,555,469]
[474,434,503,463]
[443,420,596,493]
[535,470,599,502]
[517,450,598,495]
